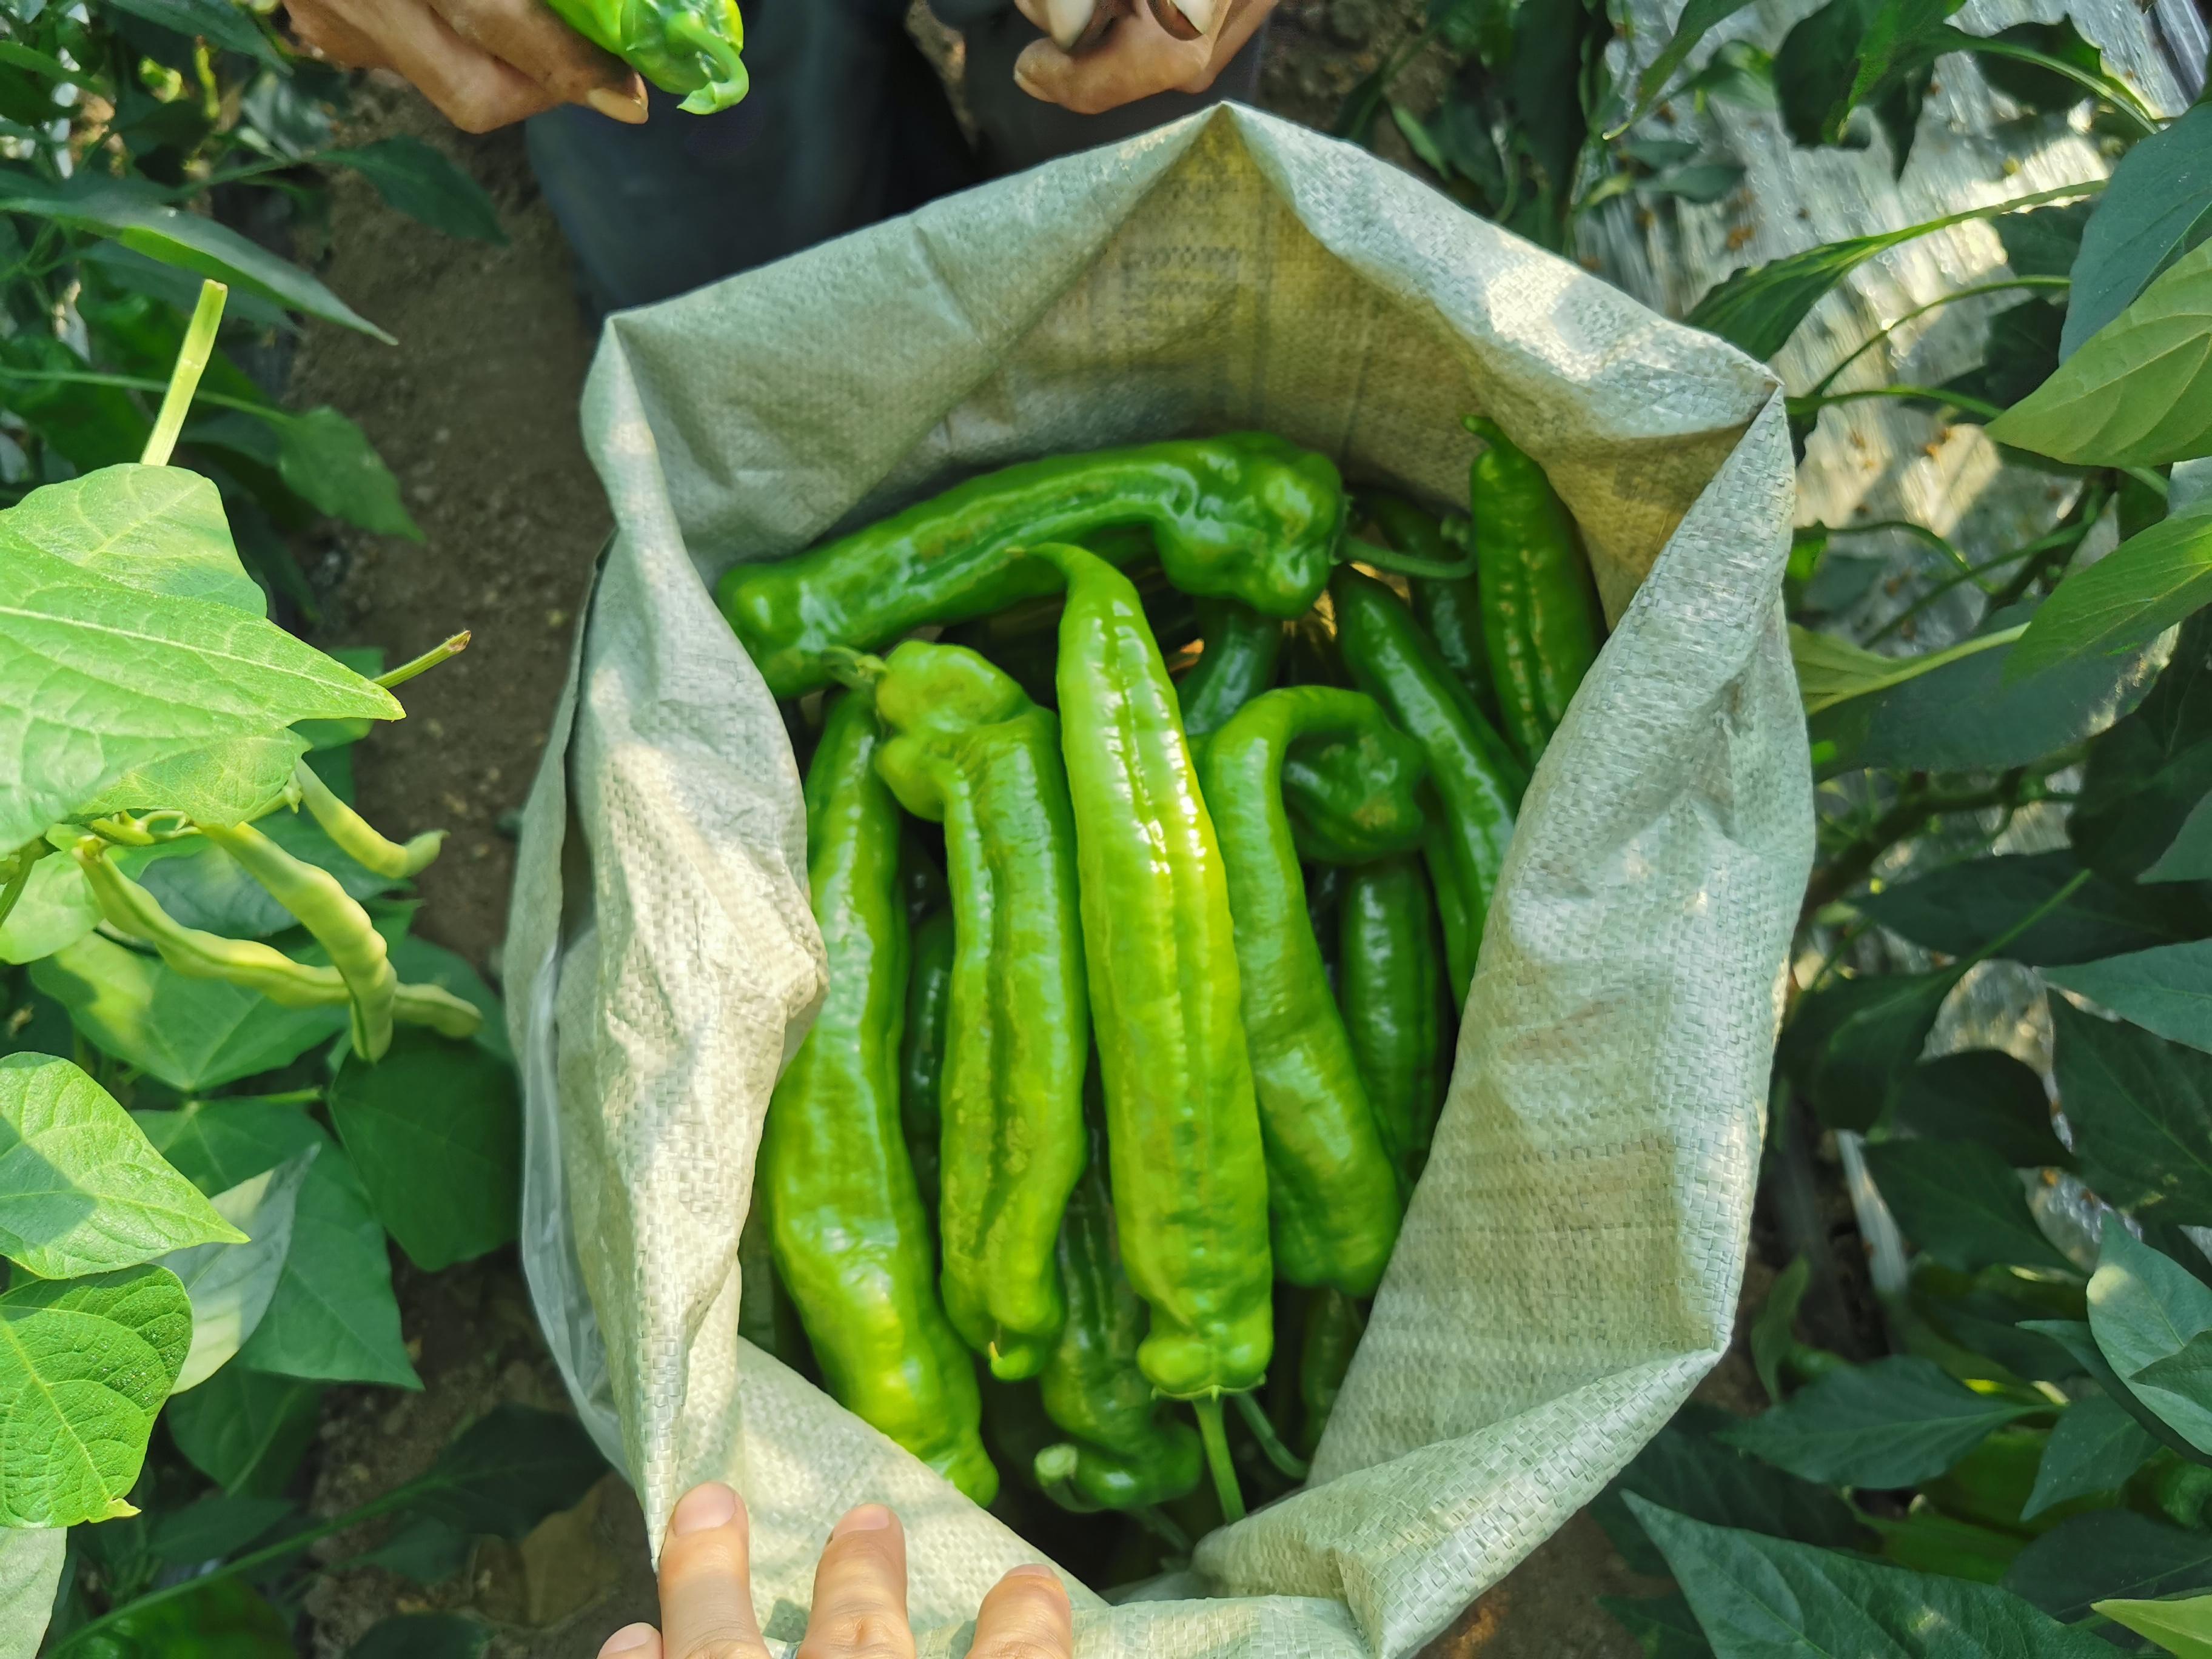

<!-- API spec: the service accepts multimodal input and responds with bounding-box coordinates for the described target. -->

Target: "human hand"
[1010,0,1276,115]
[598,1483,1076,1659]
[284,0,648,133]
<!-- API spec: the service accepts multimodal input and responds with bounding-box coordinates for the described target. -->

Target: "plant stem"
[1799,778,2020,924]
[374,632,472,689]
[1806,276,2070,400]
[0,840,49,934]
[1789,384,2007,424]
[1191,1396,1245,1524]
[141,280,227,468]
[1828,518,1990,591]
[187,1087,323,1108]
[1230,1390,1310,1481]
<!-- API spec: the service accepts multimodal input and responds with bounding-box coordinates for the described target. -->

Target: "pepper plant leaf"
[2002,1510,2212,1623]
[1610,0,1765,135]
[2006,512,2212,682]
[2071,613,2212,880]
[2088,1218,2212,1452]
[1778,965,1964,1133]
[2095,1594,2212,1659]
[273,407,421,541]
[349,1614,495,1659]
[1858,849,2190,965]
[1716,1355,2037,1487]
[2062,102,2212,358]
[2022,1394,2157,1519]
[101,0,283,65]
[406,1405,605,1540]
[1889,1051,2070,1168]
[2048,999,2212,1225]
[163,1364,323,1498]
[1861,1137,2075,1273]
[323,137,504,245]
[0,853,98,965]
[0,464,261,613]
[158,1146,315,1393]
[2046,941,2212,1056]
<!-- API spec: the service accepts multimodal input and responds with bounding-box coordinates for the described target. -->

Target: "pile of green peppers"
[726,425,1603,1550]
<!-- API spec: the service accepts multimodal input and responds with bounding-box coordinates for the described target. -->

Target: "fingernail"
[1007,1563,1061,1583]
[669,1482,737,1538]
[600,1625,656,1655]
[587,85,648,124]
[833,1503,894,1537]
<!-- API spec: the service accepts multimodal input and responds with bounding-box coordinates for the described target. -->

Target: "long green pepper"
[857,642,1090,1382]
[898,908,954,1218]
[1338,854,1447,1190]
[1197,688,1405,1298]
[541,0,748,112]
[760,691,996,1503]
[1176,598,1283,739]
[1363,493,1502,729]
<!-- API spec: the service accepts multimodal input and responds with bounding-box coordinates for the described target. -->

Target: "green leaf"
[32,933,349,1094]
[329,1029,518,1271]
[1601,1593,1715,1659]
[159,1145,312,1392]
[2090,1218,2212,1452]
[162,1365,322,1497]
[1971,19,2111,116]
[2062,102,2212,359]
[0,173,390,341]
[0,1530,62,1659]
[2046,942,2212,1057]
[1751,1257,1809,1405]
[102,0,281,63]
[2096,1593,2212,1659]
[1943,298,2063,412]
[408,1406,605,1540]
[0,546,397,847]
[0,1264,189,1526]
[1999,201,2093,281]
[130,806,406,939]
[1861,1138,2074,1273]
[386,934,508,1064]
[2003,1510,2212,1623]
[1628,1496,2110,1658]
[1792,623,2022,716]
[1863,1507,2024,1584]
[2021,1318,2212,1466]
[138,1100,418,1389]
[2072,612,2212,880]
[1717,1355,2037,1487]
[0,466,260,614]
[87,1576,292,1658]
[2022,1394,2158,1518]
[1987,236,2212,468]
[0,1053,241,1277]
[2137,1328,2212,1406]
[0,853,98,965]
[2048,999,2212,1225]
[1858,850,2187,966]
[2007,512,2212,682]
[324,138,504,244]
[147,1493,292,1567]
[1612,0,1764,132]
[357,1515,471,1584]
[1646,163,1745,206]
[69,730,311,830]
[1779,967,1964,1133]
[274,408,420,540]
[1889,1051,2070,1169]
[347,1613,494,1659]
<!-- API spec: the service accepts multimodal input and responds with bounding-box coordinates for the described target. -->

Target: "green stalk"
[1230,1389,1310,1481]
[1192,1395,1245,1523]
[0,840,49,934]
[374,631,472,689]
[1806,276,2070,400]
[141,280,227,468]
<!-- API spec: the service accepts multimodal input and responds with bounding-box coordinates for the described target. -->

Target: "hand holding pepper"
[1008,0,1278,115]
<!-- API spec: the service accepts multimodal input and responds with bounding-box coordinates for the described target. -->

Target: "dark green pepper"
[761,690,995,1502]
[1279,722,1430,867]
[720,435,1346,697]
[1362,492,1502,729]
[1177,598,1284,739]
[1332,566,1522,1005]
[541,0,748,112]
[1298,1290,1366,1458]
[1465,417,1601,768]
[898,907,953,1218]
[1338,854,1447,1189]
[861,642,1089,1382]
[1197,687,1406,1298]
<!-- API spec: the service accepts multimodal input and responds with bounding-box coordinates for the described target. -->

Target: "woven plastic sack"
[507,101,1811,1658]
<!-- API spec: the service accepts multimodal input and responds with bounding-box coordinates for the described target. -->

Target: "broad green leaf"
[0,546,397,847]
[1858,849,2187,966]
[2137,1328,2212,1405]
[2023,1395,2157,1518]
[1792,624,2019,716]
[1862,1138,2074,1273]
[1999,201,2093,281]
[2062,102,2212,358]
[1842,0,1966,144]
[2007,514,2212,682]
[88,1575,292,1658]
[1890,1052,2069,1168]
[136,1099,418,1389]
[1627,1496,2110,1658]
[2146,789,2212,879]
[1968,19,2115,117]
[348,1612,494,1659]
[1987,236,2212,468]
[329,1028,518,1271]
[2090,1218,2212,1452]
[147,1493,292,1567]
[2022,1318,2212,1466]
[1601,1593,1714,1659]
[2003,1510,2212,1623]
[0,1530,61,1659]
[1612,0,1763,132]
[1717,1355,2037,1486]
[358,1515,472,1584]
[32,933,349,1094]
[1943,298,2063,412]
[1593,1405,1869,1575]
[103,0,282,63]
[1863,1507,2023,1584]
[0,1264,190,1526]
[326,138,504,244]
[2096,1593,2212,1659]
[0,854,96,965]
[69,730,310,830]
[0,173,390,340]
[275,409,421,540]
[159,1146,313,1392]
[1779,967,1964,1133]
[0,1054,241,1277]
[387,933,509,1064]
[162,1365,322,1497]
[2046,942,2212,1057]
[131,805,406,939]
[0,466,260,614]
[2072,613,2212,880]
[408,1405,605,1539]
[2049,999,2212,1225]
[1751,1258,1809,1406]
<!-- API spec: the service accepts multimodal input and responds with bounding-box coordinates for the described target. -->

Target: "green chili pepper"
[1331,567,1521,1005]
[720,435,1346,697]
[761,689,996,1503]
[1363,493,1503,729]
[1279,721,1429,867]
[1464,417,1601,768]
[1298,1290,1366,1458]
[898,907,953,1219]
[1034,1111,1203,1512]
[1197,687,1404,1297]
[1177,599,1283,739]
[1338,854,1446,1190]
[541,0,748,113]
[856,640,1088,1382]
[294,761,443,879]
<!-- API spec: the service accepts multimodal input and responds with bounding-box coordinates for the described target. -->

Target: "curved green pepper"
[720,435,1346,697]
[1465,417,1601,767]
[1298,1290,1366,1458]
[1035,1113,1204,1512]
[1338,854,1447,1190]
[1198,686,1406,1296]
[1332,566,1521,1005]
[541,0,748,113]
[860,642,1088,1382]
[1362,493,1503,728]
[898,907,953,1218]
[1177,598,1284,739]
[1279,720,1429,867]
[760,689,996,1503]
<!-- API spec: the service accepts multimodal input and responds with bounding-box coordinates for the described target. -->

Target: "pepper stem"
[375,631,471,689]
[820,647,888,691]
[1191,1395,1245,1523]
[1340,533,1476,582]
[142,280,227,468]
[1230,1389,1310,1481]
